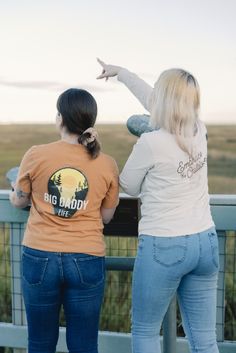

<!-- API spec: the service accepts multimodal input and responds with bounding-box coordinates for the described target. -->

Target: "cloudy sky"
[0,0,235,124]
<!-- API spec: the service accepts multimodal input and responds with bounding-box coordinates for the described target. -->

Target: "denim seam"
[136,236,144,257]
[208,232,219,269]
[180,298,198,353]
[195,233,202,271]
[58,255,64,282]
[75,255,101,261]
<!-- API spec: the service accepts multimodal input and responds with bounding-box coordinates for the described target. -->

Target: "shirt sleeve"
[15,146,36,194]
[117,68,153,112]
[102,159,120,208]
[119,134,154,197]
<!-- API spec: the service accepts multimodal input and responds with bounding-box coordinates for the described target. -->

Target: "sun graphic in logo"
[47,167,89,218]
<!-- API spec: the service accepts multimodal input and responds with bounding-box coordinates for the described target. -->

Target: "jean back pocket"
[22,252,48,286]
[153,236,187,267]
[73,255,105,288]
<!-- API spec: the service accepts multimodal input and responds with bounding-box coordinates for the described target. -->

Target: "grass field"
[0,123,236,193]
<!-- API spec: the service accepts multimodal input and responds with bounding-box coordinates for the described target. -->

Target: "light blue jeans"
[132,227,219,353]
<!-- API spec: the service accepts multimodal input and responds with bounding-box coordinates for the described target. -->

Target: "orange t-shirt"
[16,140,119,256]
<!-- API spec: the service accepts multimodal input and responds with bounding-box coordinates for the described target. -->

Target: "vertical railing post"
[162,296,177,353]
[216,230,226,342]
[10,222,27,353]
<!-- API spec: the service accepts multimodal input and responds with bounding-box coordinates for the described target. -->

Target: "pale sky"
[0,0,235,124]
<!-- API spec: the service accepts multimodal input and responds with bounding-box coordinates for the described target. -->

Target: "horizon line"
[0,121,236,126]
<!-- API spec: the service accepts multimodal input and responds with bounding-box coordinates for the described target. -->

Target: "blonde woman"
[97,59,219,353]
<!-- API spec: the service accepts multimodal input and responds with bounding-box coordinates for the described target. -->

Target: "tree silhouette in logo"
[48,168,89,218]
[55,173,62,186]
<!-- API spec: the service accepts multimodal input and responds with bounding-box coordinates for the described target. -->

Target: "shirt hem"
[138,222,215,237]
[22,241,105,257]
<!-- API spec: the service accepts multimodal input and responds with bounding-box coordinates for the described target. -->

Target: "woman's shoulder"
[98,151,117,164]
[138,128,167,145]
[28,140,62,152]
[21,141,63,162]
[97,152,119,172]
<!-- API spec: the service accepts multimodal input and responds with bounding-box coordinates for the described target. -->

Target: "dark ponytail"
[78,130,101,159]
[57,88,101,159]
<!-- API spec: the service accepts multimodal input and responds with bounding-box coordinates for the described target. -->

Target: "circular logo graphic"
[46,167,89,218]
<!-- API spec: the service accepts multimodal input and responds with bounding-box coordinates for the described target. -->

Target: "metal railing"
[0,191,236,353]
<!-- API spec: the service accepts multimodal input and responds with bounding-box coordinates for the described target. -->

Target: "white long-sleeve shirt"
[118,69,214,236]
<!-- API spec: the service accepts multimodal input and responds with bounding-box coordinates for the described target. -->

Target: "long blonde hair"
[149,68,200,155]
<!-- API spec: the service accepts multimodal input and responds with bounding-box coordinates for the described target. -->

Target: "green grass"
[0,123,235,193]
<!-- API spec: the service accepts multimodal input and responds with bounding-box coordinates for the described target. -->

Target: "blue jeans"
[132,227,219,353]
[21,246,105,353]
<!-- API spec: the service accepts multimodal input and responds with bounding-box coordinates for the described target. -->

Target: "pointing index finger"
[97,58,106,68]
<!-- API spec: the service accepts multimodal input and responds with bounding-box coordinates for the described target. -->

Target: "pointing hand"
[96,58,122,81]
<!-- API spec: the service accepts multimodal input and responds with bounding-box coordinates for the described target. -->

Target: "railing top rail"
[1,190,236,205]
[1,190,236,230]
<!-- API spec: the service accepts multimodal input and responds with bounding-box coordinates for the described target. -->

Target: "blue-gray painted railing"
[0,191,236,353]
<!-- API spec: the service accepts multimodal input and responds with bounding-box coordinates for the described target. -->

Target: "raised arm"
[97,58,153,112]
[117,69,153,112]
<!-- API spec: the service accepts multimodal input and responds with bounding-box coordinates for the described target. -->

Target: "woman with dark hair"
[10,88,119,353]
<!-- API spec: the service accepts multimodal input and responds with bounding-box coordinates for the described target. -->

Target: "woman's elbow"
[10,192,30,208]
[11,199,29,208]
[120,187,139,197]
[101,207,117,224]
[102,217,111,225]
[119,180,140,197]
[125,189,140,197]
